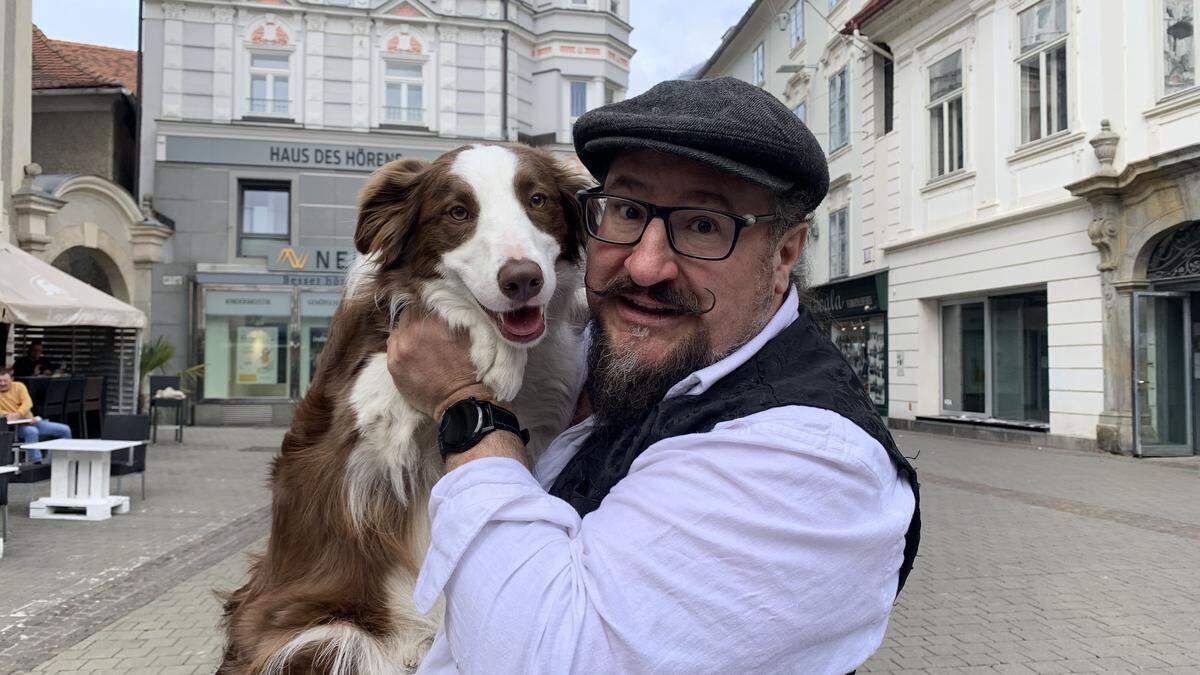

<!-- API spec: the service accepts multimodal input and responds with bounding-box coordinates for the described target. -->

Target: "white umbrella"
[0,241,145,329]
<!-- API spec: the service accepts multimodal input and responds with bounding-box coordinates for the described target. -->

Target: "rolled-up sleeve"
[415,406,914,675]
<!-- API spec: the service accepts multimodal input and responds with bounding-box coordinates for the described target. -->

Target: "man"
[13,341,56,378]
[388,78,920,673]
[0,368,71,463]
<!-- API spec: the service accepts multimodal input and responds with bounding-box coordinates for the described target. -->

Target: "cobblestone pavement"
[5,427,1200,674]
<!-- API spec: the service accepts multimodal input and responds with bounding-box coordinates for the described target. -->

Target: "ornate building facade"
[139,0,633,424]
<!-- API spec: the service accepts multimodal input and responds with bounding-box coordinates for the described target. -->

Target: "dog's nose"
[498,259,543,301]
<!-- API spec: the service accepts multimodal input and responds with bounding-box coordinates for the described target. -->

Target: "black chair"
[104,414,150,500]
[19,377,49,413]
[40,378,69,423]
[63,376,86,437]
[83,376,105,438]
[148,375,184,443]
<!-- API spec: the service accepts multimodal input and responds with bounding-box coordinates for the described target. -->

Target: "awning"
[0,242,145,329]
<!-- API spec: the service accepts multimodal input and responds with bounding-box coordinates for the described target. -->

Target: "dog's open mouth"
[490,305,546,344]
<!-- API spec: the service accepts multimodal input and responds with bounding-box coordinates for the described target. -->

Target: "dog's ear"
[554,162,595,265]
[355,158,430,265]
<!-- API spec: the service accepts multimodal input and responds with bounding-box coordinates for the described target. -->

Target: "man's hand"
[5,412,20,423]
[385,307,498,420]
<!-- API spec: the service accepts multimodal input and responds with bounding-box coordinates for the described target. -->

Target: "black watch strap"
[438,398,530,459]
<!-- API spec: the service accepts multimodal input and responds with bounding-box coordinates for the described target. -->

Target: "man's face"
[582,150,806,423]
[0,374,12,392]
[31,344,42,358]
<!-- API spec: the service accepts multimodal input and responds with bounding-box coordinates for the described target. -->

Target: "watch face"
[440,400,483,450]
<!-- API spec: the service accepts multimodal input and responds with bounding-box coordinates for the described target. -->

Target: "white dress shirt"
[415,288,915,674]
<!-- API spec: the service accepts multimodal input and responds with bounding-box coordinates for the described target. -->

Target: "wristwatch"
[437,397,529,459]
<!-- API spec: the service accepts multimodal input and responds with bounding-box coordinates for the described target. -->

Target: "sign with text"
[164,135,442,172]
[267,245,359,273]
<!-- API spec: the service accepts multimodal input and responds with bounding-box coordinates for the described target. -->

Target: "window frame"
[828,206,849,279]
[927,50,965,179]
[237,180,292,258]
[790,2,805,49]
[569,80,589,119]
[875,45,895,137]
[828,67,850,151]
[381,58,426,126]
[1160,0,1198,100]
[794,99,807,124]
[247,49,292,118]
[1015,0,1071,146]
[753,42,766,86]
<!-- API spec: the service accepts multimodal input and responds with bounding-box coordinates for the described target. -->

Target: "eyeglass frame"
[575,187,780,261]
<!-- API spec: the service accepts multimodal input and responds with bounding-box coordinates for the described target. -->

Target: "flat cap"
[573,76,829,214]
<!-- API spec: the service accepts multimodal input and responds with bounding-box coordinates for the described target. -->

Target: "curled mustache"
[583,270,717,315]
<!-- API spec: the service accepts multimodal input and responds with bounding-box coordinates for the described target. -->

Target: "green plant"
[139,335,175,378]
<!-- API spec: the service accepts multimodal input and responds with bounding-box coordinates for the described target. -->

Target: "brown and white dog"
[218,144,590,674]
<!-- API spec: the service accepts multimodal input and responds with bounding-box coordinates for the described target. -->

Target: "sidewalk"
[4,427,1199,673]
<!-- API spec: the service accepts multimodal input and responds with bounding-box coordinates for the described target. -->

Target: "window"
[875,45,894,136]
[570,81,588,118]
[829,67,849,151]
[202,290,293,400]
[941,292,1049,423]
[829,207,849,278]
[605,86,616,106]
[383,60,424,125]
[239,181,290,258]
[928,51,964,178]
[1017,0,1068,144]
[790,2,805,48]
[248,52,290,116]
[794,100,807,124]
[753,42,765,86]
[610,0,620,13]
[1164,0,1197,97]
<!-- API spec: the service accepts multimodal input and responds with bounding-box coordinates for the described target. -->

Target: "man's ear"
[774,222,808,296]
[355,158,430,267]
[555,164,595,265]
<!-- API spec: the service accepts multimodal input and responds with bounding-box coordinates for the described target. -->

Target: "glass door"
[1132,291,1193,457]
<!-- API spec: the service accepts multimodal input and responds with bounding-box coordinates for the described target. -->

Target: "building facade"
[139,0,633,425]
[697,0,892,415]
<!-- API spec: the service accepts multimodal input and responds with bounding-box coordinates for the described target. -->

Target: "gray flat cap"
[573,77,829,214]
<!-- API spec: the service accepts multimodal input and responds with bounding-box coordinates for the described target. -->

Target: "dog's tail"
[260,622,417,675]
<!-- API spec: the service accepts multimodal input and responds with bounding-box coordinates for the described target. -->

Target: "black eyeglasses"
[576,187,778,261]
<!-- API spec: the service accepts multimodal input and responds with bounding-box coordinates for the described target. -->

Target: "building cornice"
[882,197,1087,253]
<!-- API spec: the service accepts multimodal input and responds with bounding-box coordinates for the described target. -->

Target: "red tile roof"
[32,25,138,95]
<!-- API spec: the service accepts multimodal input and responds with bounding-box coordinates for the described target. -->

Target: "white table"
[20,439,140,521]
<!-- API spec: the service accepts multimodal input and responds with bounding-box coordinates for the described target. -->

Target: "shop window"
[202,290,293,400]
[753,42,765,86]
[829,67,849,151]
[383,60,424,125]
[794,99,807,124]
[928,51,964,178]
[1017,0,1069,144]
[570,81,588,119]
[239,181,290,258]
[829,207,849,279]
[832,316,888,408]
[300,292,341,397]
[1164,0,1197,97]
[790,2,805,48]
[941,291,1049,423]
[248,52,290,117]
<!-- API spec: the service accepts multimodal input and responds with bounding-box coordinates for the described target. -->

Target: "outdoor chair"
[1,463,12,555]
[82,376,104,438]
[104,414,151,500]
[5,428,48,484]
[40,378,68,423]
[64,376,86,437]
[20,377,49,412]
[148,375,184,443]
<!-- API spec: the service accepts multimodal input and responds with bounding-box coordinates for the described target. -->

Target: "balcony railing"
[383,106,425,125]
[248,98,290,116]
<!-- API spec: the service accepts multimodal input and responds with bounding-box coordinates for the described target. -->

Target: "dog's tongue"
[500,306,545,337]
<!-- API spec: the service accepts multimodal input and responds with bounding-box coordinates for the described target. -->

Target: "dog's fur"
[218,144,591,674]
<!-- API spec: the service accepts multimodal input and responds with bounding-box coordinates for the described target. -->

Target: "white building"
[700,0,1200,456]
[138,0,633,424]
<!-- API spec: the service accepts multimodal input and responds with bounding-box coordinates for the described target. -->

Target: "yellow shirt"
[0,381,34,418]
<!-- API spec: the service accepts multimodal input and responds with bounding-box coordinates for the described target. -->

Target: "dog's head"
[354,144,590,346]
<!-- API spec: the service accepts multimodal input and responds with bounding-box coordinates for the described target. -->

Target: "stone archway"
[51,245,129,302]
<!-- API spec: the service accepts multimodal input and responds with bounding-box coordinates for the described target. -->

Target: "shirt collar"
[663,285,800,399]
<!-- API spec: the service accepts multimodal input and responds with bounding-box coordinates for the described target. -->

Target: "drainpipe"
[501,1,509,141]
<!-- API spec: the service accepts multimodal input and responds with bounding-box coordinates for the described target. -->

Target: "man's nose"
[624,217,679,287]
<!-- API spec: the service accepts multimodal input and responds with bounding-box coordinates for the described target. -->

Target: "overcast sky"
[32,0,753,95]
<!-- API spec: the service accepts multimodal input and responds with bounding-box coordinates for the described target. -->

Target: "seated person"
[0,368,71,463]
[13,341,56,378]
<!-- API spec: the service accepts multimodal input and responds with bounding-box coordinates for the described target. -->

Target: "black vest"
[548,305,920,594]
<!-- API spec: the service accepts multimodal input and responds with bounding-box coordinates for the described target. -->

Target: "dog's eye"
[450,206,469,221]
[529,193,547,208]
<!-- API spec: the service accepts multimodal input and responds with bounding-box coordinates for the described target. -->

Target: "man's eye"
[450,206,470,221]
[689,218,719,235]
[621,206,643,220]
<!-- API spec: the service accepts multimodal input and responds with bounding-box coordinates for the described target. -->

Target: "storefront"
[813,271,889,416]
